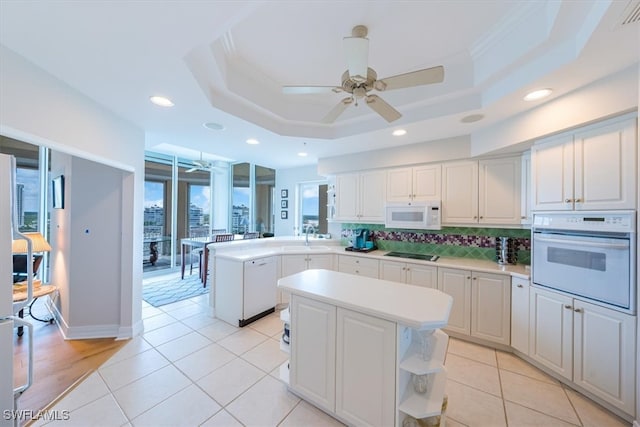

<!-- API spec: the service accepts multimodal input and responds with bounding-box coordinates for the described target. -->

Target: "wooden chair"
[201,233,235,287]
[195,229,228,279]
[243,232,260,240]
[214,233,235,242]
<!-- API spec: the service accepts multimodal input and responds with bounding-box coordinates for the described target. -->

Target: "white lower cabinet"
[379,260,438,289]
[335,308,396,427]
[510,277,529,354]
[280,254,334,304]
[337,254,379,278]
[437,268,511,346]
[529,286,636,415]
[290,295,336,412]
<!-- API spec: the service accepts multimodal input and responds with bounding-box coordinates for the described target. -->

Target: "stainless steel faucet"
[305,225,315,246]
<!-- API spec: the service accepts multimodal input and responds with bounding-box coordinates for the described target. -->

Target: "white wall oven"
[532,211,636,314]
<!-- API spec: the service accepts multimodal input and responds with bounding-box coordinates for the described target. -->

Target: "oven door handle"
[534,235,629,249]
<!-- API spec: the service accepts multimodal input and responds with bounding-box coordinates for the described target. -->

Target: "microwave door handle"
[534,236,629,250]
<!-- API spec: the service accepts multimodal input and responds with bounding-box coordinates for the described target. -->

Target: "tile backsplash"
[341,224,531,265]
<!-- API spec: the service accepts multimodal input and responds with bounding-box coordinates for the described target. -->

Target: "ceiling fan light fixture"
[297,152,308,157]
[460,114,484,123]
[149,95,174,107]
[392,129,407,136]
[246,138,260,145]
[524,88,553,101]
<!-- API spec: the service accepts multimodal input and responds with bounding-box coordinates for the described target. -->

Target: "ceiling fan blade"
[282,86,342,95]
[343,36,369,83]
[322,97,353,124]
[365,94,401,122]
[376,65,445,91]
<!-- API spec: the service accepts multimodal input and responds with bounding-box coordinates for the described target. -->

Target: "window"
[232,163,250,234]
[300,182,328,234]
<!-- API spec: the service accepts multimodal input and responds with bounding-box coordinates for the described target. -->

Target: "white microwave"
[385,201,441,230]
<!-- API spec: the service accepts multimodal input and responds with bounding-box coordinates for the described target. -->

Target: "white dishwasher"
[243,256,277,326]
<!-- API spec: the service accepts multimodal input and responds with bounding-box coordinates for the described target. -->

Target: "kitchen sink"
[281,245,332,252]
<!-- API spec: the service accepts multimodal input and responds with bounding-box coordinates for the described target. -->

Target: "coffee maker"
[353,228,370,250]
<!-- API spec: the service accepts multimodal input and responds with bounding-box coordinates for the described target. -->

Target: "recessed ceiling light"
[392,129,407,136]
[149,95,174,107]
[298,152,308,157]
[203,122,225,131]
[246,138,260,145]
[524,88,553,101]
[461,114,485,123]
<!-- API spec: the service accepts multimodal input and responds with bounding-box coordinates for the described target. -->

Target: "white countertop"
[212,238,530,280]
[278,269,453,330]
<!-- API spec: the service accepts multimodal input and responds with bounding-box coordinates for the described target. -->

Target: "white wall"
[0,45,145,338]
[275,165,326,237]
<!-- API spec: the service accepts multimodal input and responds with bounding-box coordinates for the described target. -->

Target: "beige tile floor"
[32,292,631,426]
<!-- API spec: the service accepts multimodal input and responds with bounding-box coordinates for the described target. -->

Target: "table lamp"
[12,232,51,282]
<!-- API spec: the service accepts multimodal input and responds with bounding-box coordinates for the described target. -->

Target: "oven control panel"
[533,211,635,232]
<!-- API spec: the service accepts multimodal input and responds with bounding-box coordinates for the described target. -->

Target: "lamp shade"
[12,232,52,253]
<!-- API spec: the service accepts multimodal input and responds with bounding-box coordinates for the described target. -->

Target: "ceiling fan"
[282,25,445,123]
[186,153,216,173]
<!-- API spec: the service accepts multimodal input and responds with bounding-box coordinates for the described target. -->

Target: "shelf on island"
[398,368,447,419]
[280,339,290,354]
[278,360,289,385]
[280,307,290,323]
[399,329,448,375]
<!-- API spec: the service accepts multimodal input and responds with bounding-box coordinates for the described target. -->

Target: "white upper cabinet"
[520,153,531,224]
[478,157,522,225]
[442,161,479,224]
[442,158,521,225]
[532,115,637,211]
[386,164,441,203]
[335,170,387,223]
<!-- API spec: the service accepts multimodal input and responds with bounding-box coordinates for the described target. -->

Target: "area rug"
[142,273,208,307]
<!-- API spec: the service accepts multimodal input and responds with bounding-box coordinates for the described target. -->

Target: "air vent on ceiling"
[620,0,640,26]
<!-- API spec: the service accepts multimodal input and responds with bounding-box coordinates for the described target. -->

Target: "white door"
[531,135,574,211]
[510,278,530,354]
[438,268,471,335]
[529,287,573,380]
[574,117,636,210]
[290,295,336,413]
[442,161,478,224]
[379,260,406,283]
[335,308,396,427]
[405,263,438,289]
[413,164,441,201]
[386,168,413,202]
[478,157,521,224]
[471,272,511,345]
[359,170,386,222]
[573,299,636,414]
[335,173,359,221]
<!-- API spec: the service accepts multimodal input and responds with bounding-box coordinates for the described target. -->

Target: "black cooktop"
[384,251,439,262]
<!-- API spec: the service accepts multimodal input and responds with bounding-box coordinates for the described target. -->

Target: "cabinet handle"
[521,216,526,219]
[564,198,573,203]
[355,270,359,274]
[473,216,478,219]
[516,284,523,288]
[574,308,582,313]
[574,198,582,203]
[466,276,471,280]
[564,304,573,309]
[479,216,483,219]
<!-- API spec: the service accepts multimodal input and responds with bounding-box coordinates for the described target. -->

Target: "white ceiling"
[0,1,638,169]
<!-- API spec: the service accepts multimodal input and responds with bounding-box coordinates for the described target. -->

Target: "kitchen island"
[278,269,453,427]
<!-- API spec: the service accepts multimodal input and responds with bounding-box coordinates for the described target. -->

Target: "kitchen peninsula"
[278,269,453,427]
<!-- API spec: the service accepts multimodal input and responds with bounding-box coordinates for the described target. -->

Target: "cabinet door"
[335,173,359,221]
[529,286,573,380]
[437,268,471,335]
[531,135,574,211]
[478,157,521,224]
[379,260,406,283]
[413,164,441,201]
[335,308,396,427]
[386,167,413,202]
[573,299,636,414]
[308,254,334,271]
[520,153,531,224]
[574,117,636,210]
[405,263,438,289]
[442,161,478,224]
[280,255,309,305]
[510,278,529,355]
[359,170,387,222]
[471,272,511,345]
[290,295,336,413]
